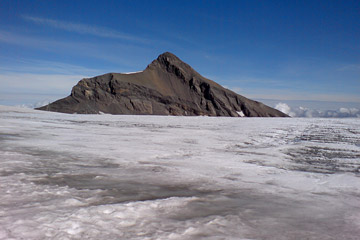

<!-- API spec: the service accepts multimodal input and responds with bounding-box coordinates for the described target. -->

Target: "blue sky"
[0,0,359,109]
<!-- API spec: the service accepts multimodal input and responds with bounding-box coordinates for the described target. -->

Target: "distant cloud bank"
[18,100,51,109]
[275,102,360,118]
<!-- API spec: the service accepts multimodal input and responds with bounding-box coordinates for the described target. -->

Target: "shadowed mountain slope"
[37,52,288,117]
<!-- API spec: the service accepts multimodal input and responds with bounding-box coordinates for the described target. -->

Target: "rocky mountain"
[36,52,288,117]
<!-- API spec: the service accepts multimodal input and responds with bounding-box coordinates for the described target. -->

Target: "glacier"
[0,105,360,239]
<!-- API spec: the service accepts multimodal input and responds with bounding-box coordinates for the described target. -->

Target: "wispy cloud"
[0,30,150,68]
[0,29,95,52]
[22,15,147,43]
[0,58,103,75]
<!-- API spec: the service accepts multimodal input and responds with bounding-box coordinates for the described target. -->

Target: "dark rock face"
[37,52,288,117]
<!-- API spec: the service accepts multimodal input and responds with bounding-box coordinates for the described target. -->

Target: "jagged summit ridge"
[37,52,288,117]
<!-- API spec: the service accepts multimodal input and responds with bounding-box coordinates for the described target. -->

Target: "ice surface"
[1,105,360,239]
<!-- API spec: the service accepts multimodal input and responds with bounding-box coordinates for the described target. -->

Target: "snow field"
[1,106,360,239]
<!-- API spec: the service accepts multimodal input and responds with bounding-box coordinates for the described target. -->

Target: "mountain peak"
[152,52,184,68]
[37,52,289,117]
[147,52,197,80]
[157,52,180,62]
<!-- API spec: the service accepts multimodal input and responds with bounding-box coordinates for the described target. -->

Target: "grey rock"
[36,52,288,117]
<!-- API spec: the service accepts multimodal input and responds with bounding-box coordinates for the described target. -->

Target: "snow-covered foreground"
[1,106,360,240]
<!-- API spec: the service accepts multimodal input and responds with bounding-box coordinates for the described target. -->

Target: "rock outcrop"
[37,52,288,117]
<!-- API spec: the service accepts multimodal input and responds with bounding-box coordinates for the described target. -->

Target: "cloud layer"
[275,102,360,118]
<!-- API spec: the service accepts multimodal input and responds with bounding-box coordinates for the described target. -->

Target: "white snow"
[236,111,245,117]
[122,70,143,74]
[0,105,360,239]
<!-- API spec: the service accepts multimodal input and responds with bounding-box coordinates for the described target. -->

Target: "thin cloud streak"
[22,15,147,43]
[337,64,360,72]
[0,29,97,52]
[0,59,103,75]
